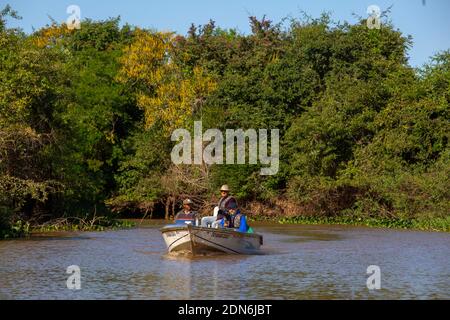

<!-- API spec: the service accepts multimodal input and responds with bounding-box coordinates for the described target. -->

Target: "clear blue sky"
[2,0,449,67]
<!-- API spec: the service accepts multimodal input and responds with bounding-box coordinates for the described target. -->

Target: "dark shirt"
[218,196,238,211]
[174,210,197,224]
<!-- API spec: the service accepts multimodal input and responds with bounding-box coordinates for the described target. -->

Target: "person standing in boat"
[174,199,198,225]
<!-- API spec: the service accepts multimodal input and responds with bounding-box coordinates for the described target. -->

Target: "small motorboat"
[161,223,263,255]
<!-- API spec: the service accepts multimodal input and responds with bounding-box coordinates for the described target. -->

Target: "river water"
[0,220,448,299]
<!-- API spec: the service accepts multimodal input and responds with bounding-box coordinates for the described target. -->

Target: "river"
[0,220,448,299]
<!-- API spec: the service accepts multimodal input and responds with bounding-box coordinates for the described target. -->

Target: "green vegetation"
[32,218,135,233]
[0,217,134,238]
[0,220,30,239]
[279,216,450,232]
[0,5,449,237]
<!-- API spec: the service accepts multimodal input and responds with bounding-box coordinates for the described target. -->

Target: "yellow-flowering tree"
[32,23,73,48]
[117,29,216,133]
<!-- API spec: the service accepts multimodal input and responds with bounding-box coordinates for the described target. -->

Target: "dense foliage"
[1,6,448,234]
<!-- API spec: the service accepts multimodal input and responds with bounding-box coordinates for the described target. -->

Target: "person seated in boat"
[228,204,249,233]
[174,199,198,225]
[217,184,238,212]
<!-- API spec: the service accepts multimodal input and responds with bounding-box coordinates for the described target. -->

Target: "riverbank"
[276,215,450,232]
[240,196,450,233]
[0,218,135,239]
[2,213,449,240]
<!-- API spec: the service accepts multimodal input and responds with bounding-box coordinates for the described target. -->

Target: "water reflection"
[159,256,193,299]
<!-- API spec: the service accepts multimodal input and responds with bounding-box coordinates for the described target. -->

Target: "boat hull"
[161,225,263,255]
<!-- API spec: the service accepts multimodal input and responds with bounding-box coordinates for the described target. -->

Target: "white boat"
[161,224,263,255]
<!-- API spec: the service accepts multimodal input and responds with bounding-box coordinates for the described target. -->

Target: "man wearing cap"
[218,185,238,212]
[174,199,198,225]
